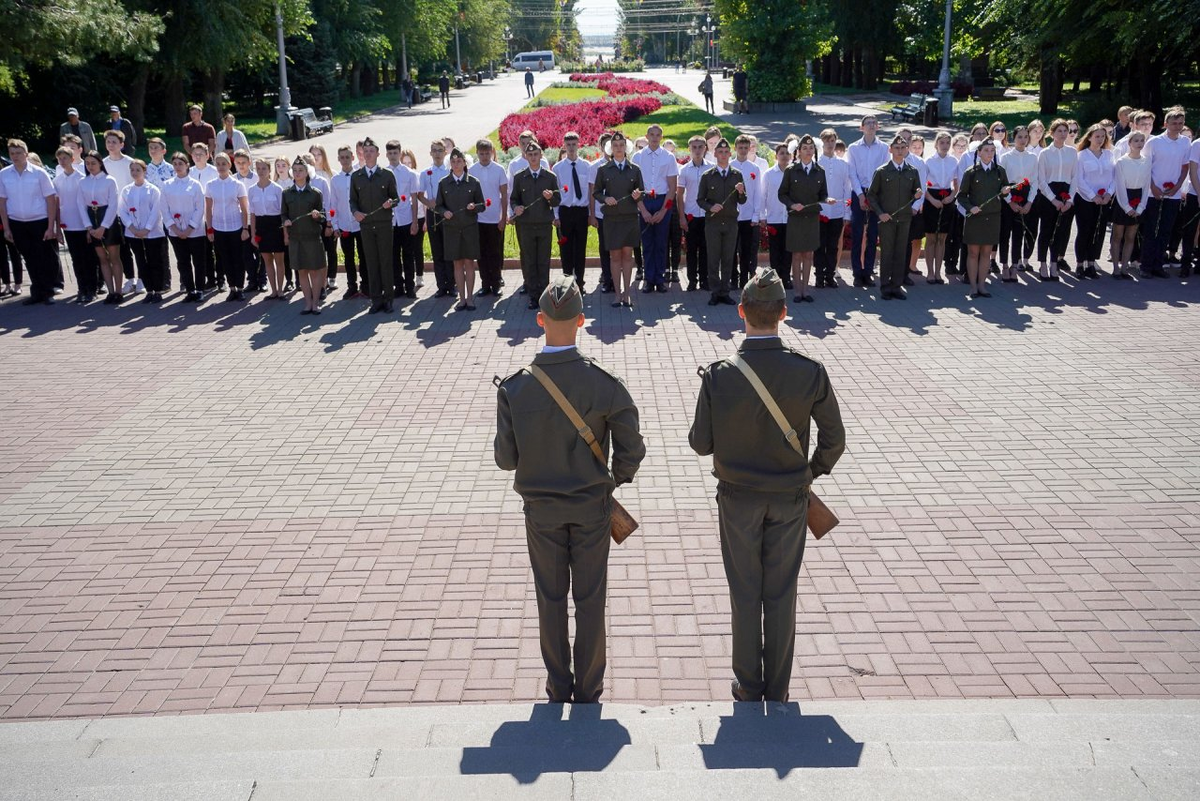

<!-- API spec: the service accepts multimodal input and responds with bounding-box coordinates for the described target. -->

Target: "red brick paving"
[1,269,1199,720]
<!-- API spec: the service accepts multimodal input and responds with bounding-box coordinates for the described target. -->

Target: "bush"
[498,97,663,149]
[569,73,671,95]
[558,60,644,74]
[890,79,973,100]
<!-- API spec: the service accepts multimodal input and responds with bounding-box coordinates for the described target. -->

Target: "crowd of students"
[0,103,1196,313]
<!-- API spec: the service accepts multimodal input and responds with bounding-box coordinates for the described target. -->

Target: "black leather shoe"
[707,297,719,306]
[384,300,394,313]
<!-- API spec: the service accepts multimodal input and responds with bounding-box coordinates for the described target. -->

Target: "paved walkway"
[0,699,1196,799]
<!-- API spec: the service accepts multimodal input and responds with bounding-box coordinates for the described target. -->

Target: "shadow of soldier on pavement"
[458,702,632,785]
[700,701,863,776]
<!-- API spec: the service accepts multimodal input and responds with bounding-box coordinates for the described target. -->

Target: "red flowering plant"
[498,97,663,150]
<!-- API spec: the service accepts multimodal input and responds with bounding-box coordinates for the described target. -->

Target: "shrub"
[498,96,664,149]
[558,60,644,74]
[568,73,672,95]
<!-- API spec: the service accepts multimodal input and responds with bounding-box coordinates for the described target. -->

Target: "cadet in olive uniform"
[779,134,829,302]
[435,148,486,310]
[511,141,562,309]
[591,133,645,307]
[689,268,845,703]
[866,134,924,299]
[495,274,646,703]
[957,140,1010,297]
[697,138,747,306]
[349,137,399,313]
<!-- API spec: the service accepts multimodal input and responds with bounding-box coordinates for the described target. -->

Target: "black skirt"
[908,209,926,240]
[922,189,954,233]
[87,206,124,247]
[255,214,285,253]
[1112,188,1142,227]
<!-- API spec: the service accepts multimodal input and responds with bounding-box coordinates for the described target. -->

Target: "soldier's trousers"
[706,220,738,298]
[878,216,911,292]
[717,484,809,703]
[517,222,552,300]
[360,222,394,303]
[524,496,612,703]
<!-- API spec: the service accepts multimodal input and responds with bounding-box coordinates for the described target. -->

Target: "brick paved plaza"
[1,264,1199,721]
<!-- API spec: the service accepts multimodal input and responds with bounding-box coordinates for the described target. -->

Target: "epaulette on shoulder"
[492,368,529,389]
[781,345,823,367]
[581,356,625,385]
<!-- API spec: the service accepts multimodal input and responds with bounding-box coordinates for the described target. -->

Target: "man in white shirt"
[817,128,853,288]
[332,145,365,298]
[101,129,139,293]
[845,115,889,286]
[188,142,221,291]
[383,139,421,299]
[469,139,508,296]
[417,139,454,296]
[551,131,591,289]
[676,135,709,291]
[1142,106,1191,278]
[1182,134,1200,278]
[0,138,59,304]
[732,134,765,288]
[631,123,679,292]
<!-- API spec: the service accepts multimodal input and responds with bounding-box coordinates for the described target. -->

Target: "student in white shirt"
[676,135,709,291]
[631,123,679,291]
[1112,132,1151,279]
[845,115,890,285]
[1113,110,1155,159]
[763,142,791,287]
[101,129,138,293]
[78,150,123,300]
[204,151,251,301]
[901,132,929,280]
[998,126,1040,278]
[331,145,365,299]
[419,139,455,296]
[922,131,958,283]
[144,138,175,188]
[385,140,422,299]
[55,134,85,178]
[1026,120,1046,157]
[1036,119,1078,280]
[53,146,97,302]
[732,134,765,288]
[1072,124,1117,278]
[189,143,221,291]
[232,148,265,291]
[550,132,590,289]
[1181,132,1200,278]
[119,159,167,303]
[248,156,286,298]
[1141,105,1191,277]
[401,149,427,288]
[162,151,207,301]
[815,128,853,288]
[300,152,336,293]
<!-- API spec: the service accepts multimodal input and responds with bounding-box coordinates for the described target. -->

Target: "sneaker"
[121,279,135,294]
[135,278,145,293]
[415,276,424,288]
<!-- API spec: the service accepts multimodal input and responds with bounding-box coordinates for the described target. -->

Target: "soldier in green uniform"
[865,134,923,300]
[510,141,562,309]
[591,133,645,308]
[689,267,845,703]
[779,134,831,303]
[435,148,486,311]
[957,141,1010,297]
[696,138,747,306]
[349,137,399,314]
[495,274,646,703]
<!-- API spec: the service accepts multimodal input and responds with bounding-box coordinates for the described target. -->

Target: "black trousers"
[1073,195,1111,263]
[1180,194,1199,271]
[414,219,426,277]
[169,235,205,293]
[118,222,135,280]
[0,237,23,285]
[478,222,504,292]
[735,220,758,288]
[685,216,708,287]
[1002,203,1037,264]
[128,237,168,292]
[322,230,337,284]
[668,209,682,274]
[391,225,419,295]
[597,222,612,288]
[945,213,963,269]
[341,230,364,292]
[63,229,97,296]
[558,206,589,285]
[8,219,56,300]
[1038,182,1074,262]
[202,239,219,288]
[427,220,453,291]
[815,217,844,283]
[767,222,789,274]
[213,229,245,288]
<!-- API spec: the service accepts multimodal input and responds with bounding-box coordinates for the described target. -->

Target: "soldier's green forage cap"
[539,274,583,320]
[742,267,785,302]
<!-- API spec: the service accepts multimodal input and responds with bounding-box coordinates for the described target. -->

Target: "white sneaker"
[121,278,135,294]
[135,278,145,293]
[415,276,424,288]
[1,284,11,296]
[11,284,21,296]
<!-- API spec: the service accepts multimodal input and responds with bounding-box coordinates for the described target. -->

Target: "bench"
[293,107,333,137]
[413,85,433,104]
[891,93,927,122]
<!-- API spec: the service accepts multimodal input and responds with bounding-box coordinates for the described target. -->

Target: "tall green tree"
[714,0,831,101]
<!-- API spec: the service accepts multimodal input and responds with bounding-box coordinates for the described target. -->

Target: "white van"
[512,51,555,71]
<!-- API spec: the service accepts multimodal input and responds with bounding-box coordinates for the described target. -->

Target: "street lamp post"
[504,27,513,65]
[933,0,954,119]
[274,1,293,136]
[700,15,717,71]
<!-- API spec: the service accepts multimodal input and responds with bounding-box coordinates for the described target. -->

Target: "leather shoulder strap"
[527,364,607,465]
[728,353,804,455]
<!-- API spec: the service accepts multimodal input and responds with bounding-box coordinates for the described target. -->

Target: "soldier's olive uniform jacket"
[495,348,646,515]
[434,173,485,235]
[696,166,747,227]
[349,166,399,228]
[591,161,645,222]
[689,338,845,492]
[865,159,922,222]
[510,168,561,225]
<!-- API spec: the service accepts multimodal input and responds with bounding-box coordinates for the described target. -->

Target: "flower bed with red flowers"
[499,96,662,149]
[568,72,672,96]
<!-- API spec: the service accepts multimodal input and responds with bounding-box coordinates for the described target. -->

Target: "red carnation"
[1018,178,1031,189]
[329,209,335,217]
[173,213,181,220]
[427,169,433,176]
[649,189,657,198]
[845,199,851,206]
[665,199,673,210]
[1165,182,1176,190]
[90,200,98,206]
[558,236,568,245]
[206,227,215,235]
[926,180,933,187]
[129,207,137,213]
[819,214,830,223]
[400,195,407,202]
[1130,197,1141,208]
[485,198,492,207]
[750,173,757,180]
[253,235,262,244]
[563,185,570,192]
[686,213,694,221]
[1059,192,1070,200]
[767,225,778,236]
[1097,188,1107,197]
[340,231,350,239]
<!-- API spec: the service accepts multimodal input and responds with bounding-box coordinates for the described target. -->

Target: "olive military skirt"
[604,214,641,250]
[443,222,480,261]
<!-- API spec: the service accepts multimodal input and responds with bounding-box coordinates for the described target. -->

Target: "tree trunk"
[1038,49,1061,115]
[841,44,852,88]
[163,73,185,139]
[349,63,362,98]
[128,62,150,141]
[203,68,225,124]
[853,45,864,89]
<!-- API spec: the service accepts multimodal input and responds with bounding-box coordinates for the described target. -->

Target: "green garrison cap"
[539,273,583,320]
[742,267,786,302]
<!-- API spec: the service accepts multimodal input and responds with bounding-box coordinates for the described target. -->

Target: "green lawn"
[527,86,606,105]
[811,82,862,96]
[616,104,740,147]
